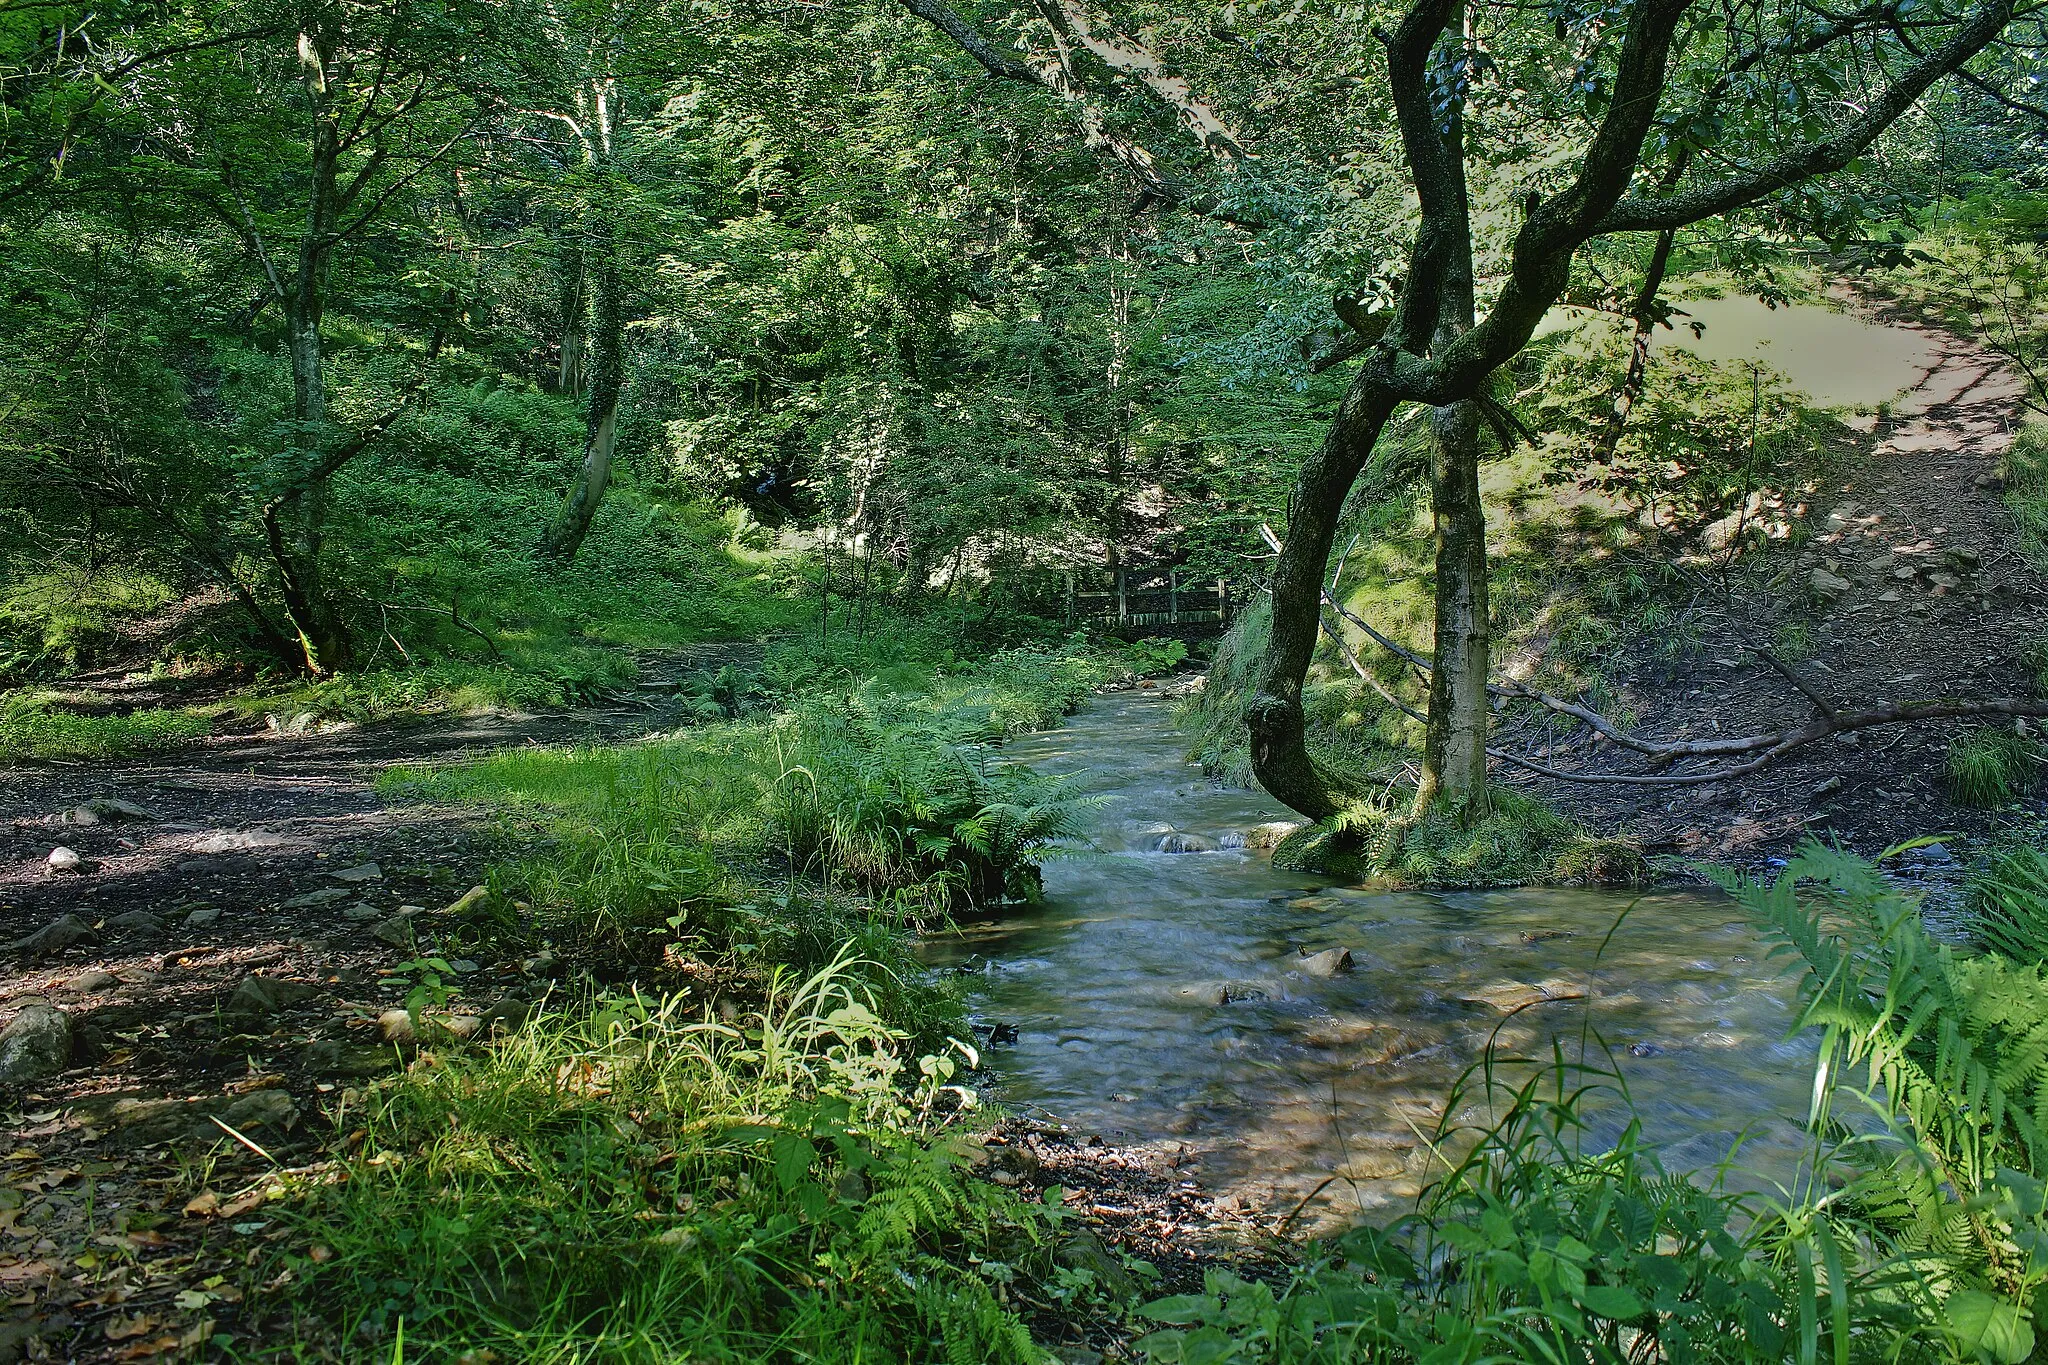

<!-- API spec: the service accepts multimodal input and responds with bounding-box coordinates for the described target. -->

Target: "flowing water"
[924,691,1820,1229]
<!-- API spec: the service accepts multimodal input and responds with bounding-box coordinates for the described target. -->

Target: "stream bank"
[932,690,1817,1234]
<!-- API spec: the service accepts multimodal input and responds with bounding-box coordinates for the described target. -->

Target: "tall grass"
[275,954,1054,1362]
[0,691,211,760]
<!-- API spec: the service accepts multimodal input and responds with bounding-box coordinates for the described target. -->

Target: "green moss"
[1272,788,1646,888]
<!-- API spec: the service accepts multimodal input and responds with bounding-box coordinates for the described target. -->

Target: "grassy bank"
[258,642,1145,1357]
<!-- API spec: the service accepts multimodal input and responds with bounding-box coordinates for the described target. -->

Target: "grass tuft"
[274,953,1058,1362]
[1945,726,2041,807]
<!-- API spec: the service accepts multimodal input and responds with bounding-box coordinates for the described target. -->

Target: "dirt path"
[1501,295,2048,870]
[0,658,749,1359]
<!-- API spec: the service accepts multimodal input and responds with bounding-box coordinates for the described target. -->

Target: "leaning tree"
[896,0,2043,820]
[1239,0,2037,821]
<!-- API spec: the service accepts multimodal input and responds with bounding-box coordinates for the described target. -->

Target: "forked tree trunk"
[539,213,624,565]
[1414,398,1491,816]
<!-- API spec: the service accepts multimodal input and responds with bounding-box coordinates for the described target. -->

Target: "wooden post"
[1116,567,1128,627]
[1064,572,1075,626]
[1169,569,1179,623]
[1217,578,1228,623]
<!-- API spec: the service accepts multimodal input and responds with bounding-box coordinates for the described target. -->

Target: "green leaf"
[1944,1290,2034,1364]
[1140,1294,1218,1325]
[1580,1284,1645,1320]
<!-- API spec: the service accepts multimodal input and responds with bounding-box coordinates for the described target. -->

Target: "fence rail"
[1067,570,1231,635]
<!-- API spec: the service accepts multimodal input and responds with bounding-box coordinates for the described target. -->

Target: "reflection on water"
[1537,294,1939,409]
[1655,295,1937,408]
[922,691,1818,1228]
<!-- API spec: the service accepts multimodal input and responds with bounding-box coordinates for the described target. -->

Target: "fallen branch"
[1488,696,2048,785]
[1310,574,2048,785]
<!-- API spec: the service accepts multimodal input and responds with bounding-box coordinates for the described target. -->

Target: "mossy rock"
[1271,823,1370,879]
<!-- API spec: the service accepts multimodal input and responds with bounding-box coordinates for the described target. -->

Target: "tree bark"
[268,21,353,676]
[539,211,623,564]
[1415,399,1490,816]
[1246,378,1401,821]
[556,241,587,395]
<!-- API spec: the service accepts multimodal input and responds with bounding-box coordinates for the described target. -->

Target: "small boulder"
[1807,568,1853,602]
[1298,947,1354,978]
[220,1088,295,1132]
[228,975,318,1015]
[1155,832,1217,854]
[61,798,157,825]
[445,885,490,916]
[1245,821,1304,850]
[1458,981,1553,1013]
[107,910,163,936]
[326,862,382,884]
[45,847,83,874]
[1218,983,1268,1005]
[183,907,221,929]
[341,903,381,922]
[9,914,99,959]
[0,1005,73,1083]
[189,830,289,855]
[377,1008,417,1043]
[283,887,351,909]
[65,970,119,995]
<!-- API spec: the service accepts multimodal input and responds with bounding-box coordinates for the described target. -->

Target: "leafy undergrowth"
[376,646,1110,1039]
[269,957,1066,1362]
[1947,726,2043,808]
[0,690,212,760]
[1271,786,1648,888]
[259,645,1143,1359]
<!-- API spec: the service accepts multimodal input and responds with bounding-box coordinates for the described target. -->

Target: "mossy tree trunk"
[539,208,624,565]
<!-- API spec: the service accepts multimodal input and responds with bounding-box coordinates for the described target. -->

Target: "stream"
[923,691,1821,1229]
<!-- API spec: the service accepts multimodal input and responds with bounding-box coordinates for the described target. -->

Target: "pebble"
[66,970,119,995]
[46,847,82,874]
[184,908,222,928]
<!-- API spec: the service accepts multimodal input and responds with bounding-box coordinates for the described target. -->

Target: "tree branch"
[1596,0,2017,233]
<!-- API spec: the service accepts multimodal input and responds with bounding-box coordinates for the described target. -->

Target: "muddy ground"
[1500,295,2048,865]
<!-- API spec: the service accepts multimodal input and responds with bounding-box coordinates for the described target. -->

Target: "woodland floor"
[1499,294,2048,870]
[0,308,2043,1359]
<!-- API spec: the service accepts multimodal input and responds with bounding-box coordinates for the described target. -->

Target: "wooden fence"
[1068,569,1231,636]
